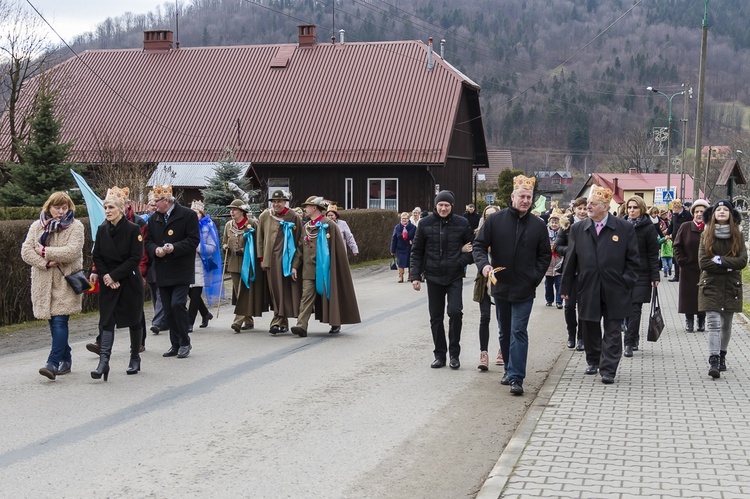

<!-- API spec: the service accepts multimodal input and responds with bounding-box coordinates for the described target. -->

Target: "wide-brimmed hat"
[226,199,249,213]
[301,196,327,210]
[270,189,290,201]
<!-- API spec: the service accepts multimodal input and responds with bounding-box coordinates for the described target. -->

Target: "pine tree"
[202,149,250,216]
[0,78,82,207]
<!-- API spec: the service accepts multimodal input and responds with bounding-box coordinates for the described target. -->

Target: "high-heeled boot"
[126,326,141,375]
[398,268,404,283]
[91,329,114,381]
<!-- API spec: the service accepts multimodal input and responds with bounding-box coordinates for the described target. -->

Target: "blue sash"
[279,220,296,277]
[199,216,223,306]
[241,228,256,288]
[315,222,331,299]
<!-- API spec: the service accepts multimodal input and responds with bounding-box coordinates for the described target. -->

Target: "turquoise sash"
[241,228,256,287]
[315,222,331,299]
[280,220,296,277]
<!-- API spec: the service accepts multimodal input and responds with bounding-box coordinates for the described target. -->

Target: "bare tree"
[607,125,658,174]
[0,0,53,167]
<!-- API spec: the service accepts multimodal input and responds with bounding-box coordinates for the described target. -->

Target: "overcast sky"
[27,0,162,43]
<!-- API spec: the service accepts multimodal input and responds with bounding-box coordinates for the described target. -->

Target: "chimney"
[440,39,445,59]
[298,24,316,48]
[612,178,619,196]
[143,30,174,52]
[628,167,637,175]
[427,37,434,70]
[339,29,345,45]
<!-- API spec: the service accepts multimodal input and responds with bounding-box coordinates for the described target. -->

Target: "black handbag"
[390,257,397,271]
[647,288,665,342]
[60,268,91,295]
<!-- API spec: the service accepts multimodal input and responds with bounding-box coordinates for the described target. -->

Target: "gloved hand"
[712,255,722,265]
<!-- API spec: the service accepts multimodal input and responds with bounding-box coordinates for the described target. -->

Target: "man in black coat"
[410,190,474,370]
[665,199,693,282]
[463,204,481,232]
[561,185,639,384]
[145,185,200,359]
[473,175,551,396]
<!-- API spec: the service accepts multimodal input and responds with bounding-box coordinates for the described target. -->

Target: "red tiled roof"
[589,173,704,203]
[17,39,478,165]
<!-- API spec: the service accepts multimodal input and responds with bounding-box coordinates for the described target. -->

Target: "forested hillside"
[55,0,750,172]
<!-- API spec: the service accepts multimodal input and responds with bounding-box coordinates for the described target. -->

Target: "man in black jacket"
[473,175,551,395]
[665,199,693,282]
[145,185,200,359]
[410,190,474,370]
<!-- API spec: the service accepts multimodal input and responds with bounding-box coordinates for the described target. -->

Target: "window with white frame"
[368,178,398,210]
[345,178,353,210]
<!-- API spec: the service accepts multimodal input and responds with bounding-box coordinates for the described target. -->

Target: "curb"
[475,347,574,499]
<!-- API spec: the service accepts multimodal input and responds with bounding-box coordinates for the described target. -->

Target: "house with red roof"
[3,26,488,212]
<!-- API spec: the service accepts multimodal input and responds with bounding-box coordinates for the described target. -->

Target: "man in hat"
[561,185,639,384]
[223,199,268,333]
[410,190,475,370]
[290,196,360,337]
[473,176,551,395]
[144,185,200,358]
[666,199,693,282]
[257,190,303,334]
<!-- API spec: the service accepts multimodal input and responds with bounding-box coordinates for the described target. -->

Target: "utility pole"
[693,1,710,201]
[680,82,690,200]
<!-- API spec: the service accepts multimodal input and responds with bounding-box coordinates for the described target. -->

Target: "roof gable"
[28,40,480,165]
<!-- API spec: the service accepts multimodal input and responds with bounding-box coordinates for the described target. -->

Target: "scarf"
[279,220,297,277]
[694,220,705,231]
[650,216,659,225]
[402,225,409,241]
[715,224,731,239]
[39,210,76,246]
[241,228,257,287]
[315,222,331,300]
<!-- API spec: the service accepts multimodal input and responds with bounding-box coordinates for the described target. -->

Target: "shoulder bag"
[647,287,665,342]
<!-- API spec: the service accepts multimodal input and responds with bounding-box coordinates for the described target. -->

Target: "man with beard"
[257,190,303,335]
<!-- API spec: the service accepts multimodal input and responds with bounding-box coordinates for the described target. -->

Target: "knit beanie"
[434,190,455,206]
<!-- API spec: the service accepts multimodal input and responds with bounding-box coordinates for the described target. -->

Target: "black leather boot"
[127,326,141,375]
[720,350,727,372]
[708,355,721,378]
[91,329,114,381]
[685,317,694,332]
[697,316,705,332]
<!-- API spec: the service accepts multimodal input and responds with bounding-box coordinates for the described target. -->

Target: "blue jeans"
[48,315,72,365]
[495,298,534,385]
[544,275,561,305]
[661,257,673,275]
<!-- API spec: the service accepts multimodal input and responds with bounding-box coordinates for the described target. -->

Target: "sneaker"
[478,351,489,371]
[509,380,524,395]
[495,348,504,366]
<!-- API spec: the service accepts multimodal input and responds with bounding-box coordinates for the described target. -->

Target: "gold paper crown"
[548,209,564,220]
[589,185,613,204]
[513,175,536,191]
[672,198,683,207]
[153,185,173,199]
[191,200,205,212]
[104,186,129,204]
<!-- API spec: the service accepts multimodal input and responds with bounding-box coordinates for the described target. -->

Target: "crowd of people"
[23,177,748,389]
[24,187,360,382]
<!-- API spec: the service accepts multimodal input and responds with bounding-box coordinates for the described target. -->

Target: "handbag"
[390,257,397,271]
[59,268,92,295]
[647,288,665,342]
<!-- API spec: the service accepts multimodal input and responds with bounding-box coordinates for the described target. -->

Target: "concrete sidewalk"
[478,279,750,498]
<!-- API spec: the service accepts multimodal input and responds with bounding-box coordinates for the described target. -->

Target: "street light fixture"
[647,86,684,203]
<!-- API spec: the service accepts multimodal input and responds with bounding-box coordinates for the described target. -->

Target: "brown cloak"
[223,218,270,317]
[256,208,303,318]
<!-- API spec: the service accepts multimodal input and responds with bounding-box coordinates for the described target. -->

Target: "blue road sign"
[662,190,675,203]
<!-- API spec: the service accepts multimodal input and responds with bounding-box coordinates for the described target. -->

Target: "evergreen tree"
[202,149,251,216]
[495,169,525,209]
[0,79,81,207]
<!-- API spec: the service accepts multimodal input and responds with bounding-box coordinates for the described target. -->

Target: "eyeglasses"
[154,197,166,202]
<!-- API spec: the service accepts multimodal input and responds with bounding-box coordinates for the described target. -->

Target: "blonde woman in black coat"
[91,188,145,381]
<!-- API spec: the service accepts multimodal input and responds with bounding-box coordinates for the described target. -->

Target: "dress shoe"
[86,342,100,354]
[601,374,615,384]
[150,325,160,334]
[509,380,524,395]
[39,362,57,380]
[231,323,242,333]
[500,373,510,385]
[556,303,563,309]
[279,326,289,333]
[431,358,446,368]
[200,313,213,328]
[576,340,585,351]
[57,361,72,375]
[478,351,489,371]
[188,325,193,333]
[139,345,146,353]
[177,345,192,358]
[669,277,679,282]
[449,357,460,369]
[545,302,553,307]
[624,345,633,358]
[632,344,639,351]
[585,365,598,375]
[163,347,179,357]
[241,322,254,330]
[269,325,281,335]
[291,326,307,337]
[567,339,575,349]
[329,326,341,334]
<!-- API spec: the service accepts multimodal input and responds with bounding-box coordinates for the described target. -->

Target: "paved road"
[0,265,565,498]
[478,279,750,498]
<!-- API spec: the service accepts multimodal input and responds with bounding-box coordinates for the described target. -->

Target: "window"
[345,178,353,210]
[368,178,398,210]
[551,176,561,185]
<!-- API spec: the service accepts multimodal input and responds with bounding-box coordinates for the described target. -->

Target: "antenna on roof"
[175,0,180,49]
[331,0,335,43]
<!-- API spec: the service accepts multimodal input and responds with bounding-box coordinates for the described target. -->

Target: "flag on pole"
[533,194,547,214]
[70,169,105,246]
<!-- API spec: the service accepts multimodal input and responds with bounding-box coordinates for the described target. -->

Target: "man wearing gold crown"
[144,185,200,359]
[561,184,639,384]
[474,175,551,395]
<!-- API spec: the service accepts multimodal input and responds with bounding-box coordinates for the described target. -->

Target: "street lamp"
[647,86,684,203]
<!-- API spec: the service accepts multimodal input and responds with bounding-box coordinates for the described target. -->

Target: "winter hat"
[704,199,742,225]
[690,198,710,216]
[434,190,455,206]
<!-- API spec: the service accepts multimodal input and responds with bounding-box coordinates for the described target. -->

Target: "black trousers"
[624,302,643,347]
[159,284,191,348]
[188,287,209,325]
[564,296,583,342]
[582,312,622,378]
[426,279,463,359]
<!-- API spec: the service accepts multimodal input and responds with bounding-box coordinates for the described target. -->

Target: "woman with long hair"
[91,187,145,380]
[474,205,501,370]
[21,191,85,380]
[622,195,660,358]
[698,200,747,378]
[188,200,221,331]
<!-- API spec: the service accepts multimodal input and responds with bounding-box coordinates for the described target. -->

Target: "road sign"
[655,186,676,205]
[663,190,675,203]
[485,194,495,205]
